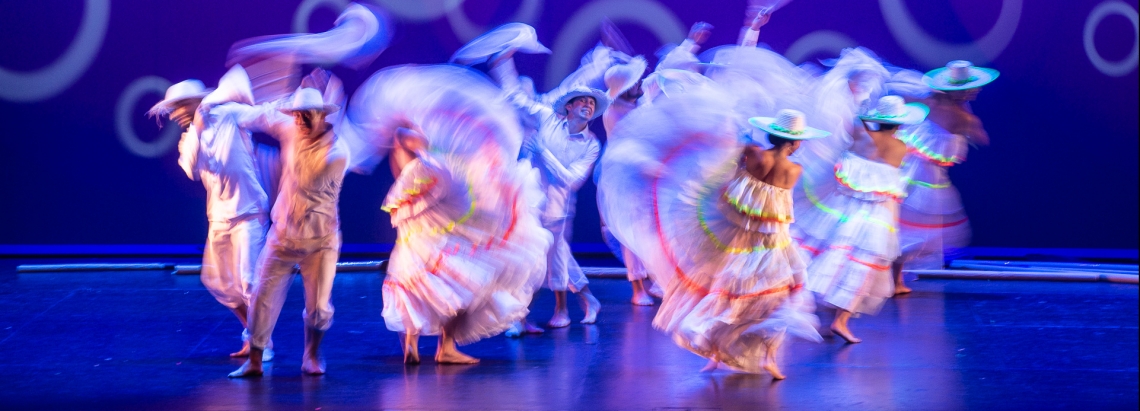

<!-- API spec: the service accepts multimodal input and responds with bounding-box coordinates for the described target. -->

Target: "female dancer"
[888,62,997,293]
[349,65,551,363]
[795,95,929,343]
[598,84,822,378]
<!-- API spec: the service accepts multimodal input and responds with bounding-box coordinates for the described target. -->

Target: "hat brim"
[923,66,999,91]
[606,58,648,99]
[147,91,212,116]
[553,89,610,120]
[858,102,929,125]
[748,117,831,140]
[279,104,340,115]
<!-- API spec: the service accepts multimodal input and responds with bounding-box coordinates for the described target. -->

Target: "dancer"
[347,65,549,363]
[597,56,658,305]
[148,67,275,361]
[599,83,822,378]
[487,46,609,328]
[887,62,998,293]
[229,86,348,377]
[795,95,929,343]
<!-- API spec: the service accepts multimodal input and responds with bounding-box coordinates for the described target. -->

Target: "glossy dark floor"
[0,263,1136,410]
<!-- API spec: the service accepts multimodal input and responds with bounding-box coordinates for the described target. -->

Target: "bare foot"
[580,292,601,324]
[523,321,545,334]
[648,282,664,298]
[699,359,719,373]
[631,290,655,306]
[403,334,420,364]
[436,348,480,364]
[505,322,523,338]
[230,341,251,358]
[301,354,326,375]
[763,360,786,380]
[830,324,862,344]
[549,310,571,328]
[228,360,263,378]
[894,283,913,295]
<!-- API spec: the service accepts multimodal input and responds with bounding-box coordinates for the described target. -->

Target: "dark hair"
[767,133,796,148]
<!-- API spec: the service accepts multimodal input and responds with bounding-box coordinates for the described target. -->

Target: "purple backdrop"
[1,0,1137,250]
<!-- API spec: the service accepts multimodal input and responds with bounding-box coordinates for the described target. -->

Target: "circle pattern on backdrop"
[0,0,110,102]
[1083,1,1139,77]
[116,76,181,158]
[544,0,686,91]
[879,0,1022,67]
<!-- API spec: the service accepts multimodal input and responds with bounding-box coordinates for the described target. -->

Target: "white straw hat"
[859,95,929,125]
[553,86,609,120]
[279,87,339,114]
[748,109,831,140]
[604,56,648,99]
[923,60,999,91]
[147,80,212,116]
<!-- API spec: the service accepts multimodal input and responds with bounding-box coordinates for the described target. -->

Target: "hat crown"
[289,88,327,111]
[773,109,806,134]
[164,80,207,102]
[874,95,907,117]
[947,60,974,82]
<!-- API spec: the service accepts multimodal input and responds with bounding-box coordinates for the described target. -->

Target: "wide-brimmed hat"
[604,56,648,99]
[450,22,550,65]
[278,87,339,114]
[147,80,212,116]
[859,95,928,125]
[553,86,609,120]
[923,60,999,91]
[748,109,831,140]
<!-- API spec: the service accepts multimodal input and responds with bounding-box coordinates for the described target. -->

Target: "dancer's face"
[292,109,327,138]
[169,99,200,129]
[565,96,596,121]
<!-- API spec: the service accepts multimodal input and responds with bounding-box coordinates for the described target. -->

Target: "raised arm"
[489,51,554,127]
[739,10,772,47]
[218,102,293,140]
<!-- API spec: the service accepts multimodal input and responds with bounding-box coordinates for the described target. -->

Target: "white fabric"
[201,216,269,311]
[795,153,905,314]
[178,102,272,224]
[248,230,340,348]
[238,111,348,348]
[381,155,550,343]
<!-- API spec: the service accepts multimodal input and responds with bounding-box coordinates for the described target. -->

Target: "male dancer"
[489,49,608,327]
[149,67,274,361]
[230,86,347,377]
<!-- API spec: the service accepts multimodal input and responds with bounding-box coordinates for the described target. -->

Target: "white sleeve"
[176,128,201,181]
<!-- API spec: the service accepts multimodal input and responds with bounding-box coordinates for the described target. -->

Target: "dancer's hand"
[749,11,771,30]
[687,22,713,45]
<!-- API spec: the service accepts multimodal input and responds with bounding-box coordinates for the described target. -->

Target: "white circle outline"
[0,0,110,102]
[444,0,544,42]
[544,0,686,90]
[369,0,459,22]
[116,76,181,158]
[293,0,351,33]
[784,30,859,64]
[1083,1,1140,77]
[879,0,1022,67]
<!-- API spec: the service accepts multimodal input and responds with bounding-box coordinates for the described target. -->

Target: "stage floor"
[0,263,1136,410]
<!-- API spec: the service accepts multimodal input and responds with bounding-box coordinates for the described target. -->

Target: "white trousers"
[201,215,268,312]
[544,216,589,292]
[247,231,339,348]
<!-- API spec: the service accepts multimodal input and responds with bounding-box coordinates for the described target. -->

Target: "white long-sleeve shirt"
[493,57,604,220]
[177,103,272,224]
[224,105,348,243]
